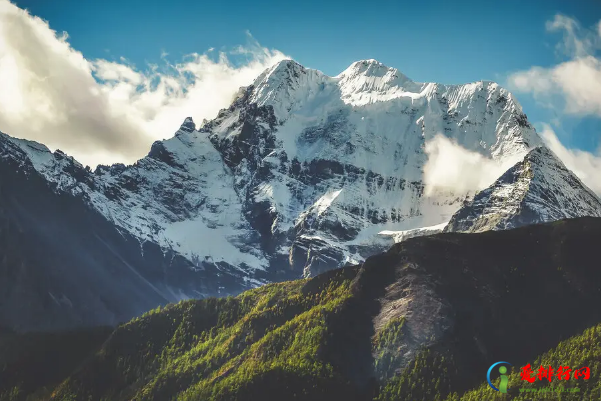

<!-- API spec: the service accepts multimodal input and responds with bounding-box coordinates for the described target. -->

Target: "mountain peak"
[335,59,414,104]
[248,59,325,119]
[524,145,558,162]
[345,58,391,71]
[359,58,383,64]
[253,59,306,89]
[445,145,601,233]
[270,59,304,72]
[337,59,411,82]
[349,59,389,70]
[178,117,196,133]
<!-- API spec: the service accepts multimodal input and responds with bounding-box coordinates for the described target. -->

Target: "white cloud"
[507,14,601,118]
[545,14,597,58]
[539,124,601,196]
[423,131,601,199]
[505,14,601,197]
[423,134,522,196]
[93,59,143,84]
[0,1,289,167]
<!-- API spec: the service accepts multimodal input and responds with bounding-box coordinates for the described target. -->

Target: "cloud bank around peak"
[422,134,522,197]
[0,1,289,167]
[423,130,601,198]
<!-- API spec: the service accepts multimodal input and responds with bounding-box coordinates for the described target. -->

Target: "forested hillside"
[2,217,601,401]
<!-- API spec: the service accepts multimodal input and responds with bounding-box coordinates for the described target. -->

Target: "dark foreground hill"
[2,217,601,401]
[0,139,246,332]
[444,321,601,400]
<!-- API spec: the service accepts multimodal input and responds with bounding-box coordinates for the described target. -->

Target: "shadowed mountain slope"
[1,217,600,401]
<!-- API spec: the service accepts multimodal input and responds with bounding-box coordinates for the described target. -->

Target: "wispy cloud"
[507,14,601,118]
[504,14,601,197]
[0,1,289,167]
[423,134,522,196]
[539,124,601,195]
[423,130,601,198]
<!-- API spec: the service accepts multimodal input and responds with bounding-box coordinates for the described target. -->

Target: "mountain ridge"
[1,58,599,331]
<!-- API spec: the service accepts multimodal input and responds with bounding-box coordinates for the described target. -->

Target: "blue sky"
[13,0,601,152]
[9,0,601,78]
[12,0,600,82]
[2,0,601,182]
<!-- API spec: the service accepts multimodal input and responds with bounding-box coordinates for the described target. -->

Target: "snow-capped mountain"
[205,59,542,276]
[3,58,595,330]
[444,146,601,233]
[0,131,260,331]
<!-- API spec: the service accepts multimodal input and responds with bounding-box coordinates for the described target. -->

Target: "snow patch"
[379,222,448,243]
